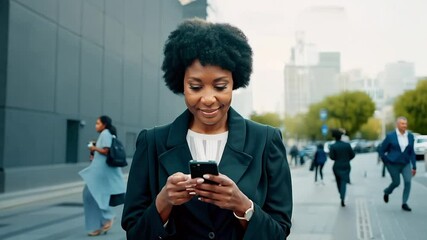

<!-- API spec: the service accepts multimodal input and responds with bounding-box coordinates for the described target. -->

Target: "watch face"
[245,209,254,221]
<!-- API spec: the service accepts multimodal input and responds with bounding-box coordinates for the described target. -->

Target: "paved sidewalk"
[1,154,426,239]
[0,182,85,210]
[289,152,427,240]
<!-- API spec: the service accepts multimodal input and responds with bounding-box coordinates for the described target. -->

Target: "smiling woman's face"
[183,60,233,134]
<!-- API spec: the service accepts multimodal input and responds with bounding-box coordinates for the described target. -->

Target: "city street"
[0,152,426,239]
[290,152,427,240]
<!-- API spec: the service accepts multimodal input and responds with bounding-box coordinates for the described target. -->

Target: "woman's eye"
[189,85,202,90]
[215,85,227,90]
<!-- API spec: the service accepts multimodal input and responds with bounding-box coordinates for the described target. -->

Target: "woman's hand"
[192,174,252,218]
[88,146,109,156]
[89,146,96,152]
[156,172,199,223]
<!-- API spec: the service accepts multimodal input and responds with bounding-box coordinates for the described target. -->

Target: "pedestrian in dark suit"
[329,129,355,207]
[289,145,299,166]
[378,116,416,211]
[121,18,293,239]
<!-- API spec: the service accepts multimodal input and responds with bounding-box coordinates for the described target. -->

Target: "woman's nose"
[201,91,216,104]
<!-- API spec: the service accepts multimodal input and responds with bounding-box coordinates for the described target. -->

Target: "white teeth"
[201,109,218,113]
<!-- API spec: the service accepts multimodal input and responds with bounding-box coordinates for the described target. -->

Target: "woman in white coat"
[79,115,126,236]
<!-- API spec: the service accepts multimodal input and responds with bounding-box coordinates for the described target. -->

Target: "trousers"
[384,163,412,204]
[83,185,115,231]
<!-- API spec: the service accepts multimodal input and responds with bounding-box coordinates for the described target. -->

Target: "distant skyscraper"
[284,39,341,115]
[338,61,416,110]
[284,3,347,116]
[379,61,416,103]
[338,69,383,108]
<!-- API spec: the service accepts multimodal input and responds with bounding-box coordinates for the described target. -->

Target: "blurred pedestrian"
[79,116,126,236]
[290,145,299,166]
[376,143,386,177]
[121,18,292,239]
[313,143,327,184]
[378,116,416,211]
[329,129,355,207]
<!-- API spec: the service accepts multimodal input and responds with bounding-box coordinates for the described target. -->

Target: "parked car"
[351,139,375,153]
[414,135,427,160]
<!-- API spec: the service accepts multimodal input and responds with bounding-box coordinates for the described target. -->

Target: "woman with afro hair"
[121,18,292,240]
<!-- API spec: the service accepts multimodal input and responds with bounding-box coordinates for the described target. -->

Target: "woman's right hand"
[155,172,196,223]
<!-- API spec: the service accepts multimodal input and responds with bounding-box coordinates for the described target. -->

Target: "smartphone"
[189,160,219,185]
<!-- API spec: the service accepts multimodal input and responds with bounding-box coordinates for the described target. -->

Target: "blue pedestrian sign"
[319,109,328,121]
[321,124,328,136]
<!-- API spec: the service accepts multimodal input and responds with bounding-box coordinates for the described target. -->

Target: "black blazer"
[329,140,355,182]
[121,108,292,240]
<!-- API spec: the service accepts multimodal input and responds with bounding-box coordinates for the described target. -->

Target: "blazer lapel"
[158,110,193,187]
[158,145,192,186]
[219,108,253,184]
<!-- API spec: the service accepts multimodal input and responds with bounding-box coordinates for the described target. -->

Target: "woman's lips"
[199,108,220,118]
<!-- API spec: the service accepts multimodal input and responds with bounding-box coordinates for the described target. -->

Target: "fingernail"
[197,178,204,184]
[203,174,210,179]
[189,192,196,195]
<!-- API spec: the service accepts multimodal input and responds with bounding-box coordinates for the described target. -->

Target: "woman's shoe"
[87,229,104,236]
[102,218,114,232]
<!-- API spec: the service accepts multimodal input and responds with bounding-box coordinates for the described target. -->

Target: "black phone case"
[189,160,219,184]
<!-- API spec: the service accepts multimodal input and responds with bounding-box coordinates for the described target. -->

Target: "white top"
[186,129,228,164]
[395,128,408,152]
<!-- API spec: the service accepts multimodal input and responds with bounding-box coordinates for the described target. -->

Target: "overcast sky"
[207,0,427,113]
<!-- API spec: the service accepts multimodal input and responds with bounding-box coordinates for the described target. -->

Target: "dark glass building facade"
[0,0,207,193]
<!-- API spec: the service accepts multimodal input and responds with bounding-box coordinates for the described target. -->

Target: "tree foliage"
[250,112,282,128]
[301,91,376,140]
[394,79,427,134]
[359,117,381,140]
[283,113,306,140]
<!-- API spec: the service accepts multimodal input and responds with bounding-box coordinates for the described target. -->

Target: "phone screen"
[189,160,219,184]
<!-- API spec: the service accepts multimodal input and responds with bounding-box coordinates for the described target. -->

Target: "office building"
[0,0,207,193]
[284,43,340,115]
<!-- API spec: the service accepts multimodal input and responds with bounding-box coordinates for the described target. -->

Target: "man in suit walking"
[379,116,416,211]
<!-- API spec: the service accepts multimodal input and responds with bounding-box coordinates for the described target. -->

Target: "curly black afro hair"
[161,18,253,94]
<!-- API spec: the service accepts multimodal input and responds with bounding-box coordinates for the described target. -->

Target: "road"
[0,152,426,239]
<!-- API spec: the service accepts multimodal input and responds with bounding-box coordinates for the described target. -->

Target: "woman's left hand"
[192,174,252,216]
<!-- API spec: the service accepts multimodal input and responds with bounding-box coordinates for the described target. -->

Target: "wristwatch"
[233,200,254,221]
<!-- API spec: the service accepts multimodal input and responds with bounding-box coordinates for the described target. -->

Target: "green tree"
[323,91,376,137]
[250,112,282,128]
[303,102,328,140]
[359,117,381,140]
[283,113,307,140]
[394,79,427,134]
[303,91,376,140]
